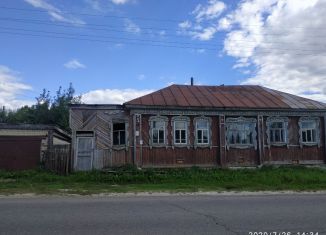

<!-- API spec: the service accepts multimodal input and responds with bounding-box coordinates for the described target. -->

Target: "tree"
[34,89,51,124]
[51,83,81,131]
[1,83,81,132]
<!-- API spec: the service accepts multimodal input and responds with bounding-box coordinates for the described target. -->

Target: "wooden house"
[69,84,326,171]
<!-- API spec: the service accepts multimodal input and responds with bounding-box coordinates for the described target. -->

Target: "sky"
[1,0,326,109]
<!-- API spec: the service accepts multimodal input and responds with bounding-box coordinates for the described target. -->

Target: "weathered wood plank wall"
[70,105,326,169]
[262,116,325,164]
[136,115,219,167]
[70,107,132,170]
[43,144,71,175]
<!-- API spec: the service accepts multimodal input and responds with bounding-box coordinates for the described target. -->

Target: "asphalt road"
[0,193,325,235]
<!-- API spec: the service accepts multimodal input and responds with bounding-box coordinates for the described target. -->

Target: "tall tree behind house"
[0,83,81,132]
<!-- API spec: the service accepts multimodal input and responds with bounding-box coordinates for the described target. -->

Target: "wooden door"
[76,137,93,171]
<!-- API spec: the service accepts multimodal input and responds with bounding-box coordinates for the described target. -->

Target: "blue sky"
[1,0,325,108]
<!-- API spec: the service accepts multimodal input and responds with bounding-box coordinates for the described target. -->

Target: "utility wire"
[0,16,174,33]
[1,16,326,44]
[0,6,182,23]
[0,26,218,47]
[1,6,325,31]
[1,16,326,40]
[1,26,325,52]
[0,30,219,50]
[0,17,182,37]
[1,30,326,56]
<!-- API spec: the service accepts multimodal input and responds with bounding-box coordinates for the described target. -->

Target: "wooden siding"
[43,144,71,175]
[262,116,325,164]
[135,115,219,167]
[70,105,326,169]
[139,147,218,167]
[70,109,111,149]
[225,148,258,166]
[223,116,259,167]
[70,108,132,170]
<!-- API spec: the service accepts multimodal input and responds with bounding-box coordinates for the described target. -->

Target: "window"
[149,116,168,147]
[226,117,257,150]
[301,122,317,143]
[113,123,126,145]
[152,120,165,144]
[174,121,187,144]
[195,119,209,145]
[228,123,253,145]
[270,122,285,142]
[299,117,320,146]
[172,116,190,147]
[266,117,288,146]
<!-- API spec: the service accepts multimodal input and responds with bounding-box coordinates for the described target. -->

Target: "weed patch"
[1,166,326,194]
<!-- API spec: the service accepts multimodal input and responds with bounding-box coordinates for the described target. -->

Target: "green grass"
[1,165,326,195]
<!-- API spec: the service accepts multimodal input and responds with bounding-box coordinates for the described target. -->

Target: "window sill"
[194,144,211,149]
[301,142,319,147]
[269,142,288,147]
[149,144,168,149]
[227,144,254,150]
[112,145,128,151]
[172,144,190,149]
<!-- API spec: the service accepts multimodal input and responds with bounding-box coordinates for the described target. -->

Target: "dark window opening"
[113,123,126,146]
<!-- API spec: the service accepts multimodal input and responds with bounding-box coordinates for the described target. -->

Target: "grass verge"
[1,166,326,195]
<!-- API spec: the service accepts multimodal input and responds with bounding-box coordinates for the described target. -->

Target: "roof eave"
[69,104,124,110]
[124,104,326,113]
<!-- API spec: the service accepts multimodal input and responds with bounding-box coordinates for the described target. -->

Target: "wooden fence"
[43,145,71,175]
[92,149,129,170]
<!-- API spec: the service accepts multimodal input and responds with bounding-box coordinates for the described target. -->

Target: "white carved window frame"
[225,117,257,150]
[193,116,212,149]
[298,117,320,148]
[149,116,168,149]
[171,116,191,149]
[111,118,129,151]
[266,116,289,148]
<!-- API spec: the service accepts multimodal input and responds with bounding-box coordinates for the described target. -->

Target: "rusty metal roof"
[125,85,326,110]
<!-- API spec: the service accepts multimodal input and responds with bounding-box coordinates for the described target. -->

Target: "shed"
[0,124,71,171]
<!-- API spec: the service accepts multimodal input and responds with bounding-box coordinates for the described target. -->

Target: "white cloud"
[178,0,225,41]
[178,0,326,103]
[0,65,33,110]
[124,19,141,34]
[111,0,131,4]
[114,43,124,47]
[81,88,153,104]
[85,0,102,11]
[192,0,226,22]
[178,21,192,29]
[196,49,206,54]
[24,0,85,25]
[158,30,166,36]
[64,59,86,69]
[218,0,326,102]
[137,74,146,81]
[192,26,217,41]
